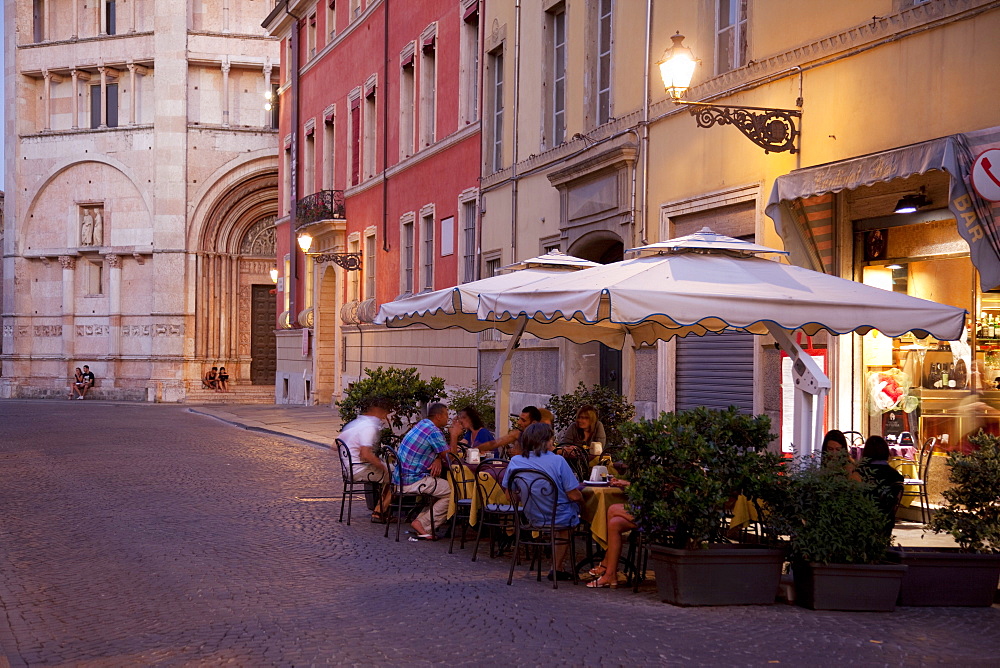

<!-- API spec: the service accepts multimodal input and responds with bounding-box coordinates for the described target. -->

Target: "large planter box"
[886,547,1000,607]
[648,544,785,606]
[792,561,907,612]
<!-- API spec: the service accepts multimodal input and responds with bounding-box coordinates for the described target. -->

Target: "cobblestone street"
[1,400,999,666]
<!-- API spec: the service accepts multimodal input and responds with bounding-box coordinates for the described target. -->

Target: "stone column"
[263,61,273,128]
[42,70,53,131]
[128,63,137,124]
[221,59,231,127]
[58,256,76,361]
[107,254,122,375]
[98,66,108,128]
[70,70,90,129]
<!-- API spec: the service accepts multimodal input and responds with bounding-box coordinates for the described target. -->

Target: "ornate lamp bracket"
[312,252,363,271]
[681,101,801,154]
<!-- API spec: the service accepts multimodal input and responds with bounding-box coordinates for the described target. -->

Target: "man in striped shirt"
[395,402,452,540]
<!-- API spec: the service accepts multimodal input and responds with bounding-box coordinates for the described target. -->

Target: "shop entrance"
[250,284,277,385]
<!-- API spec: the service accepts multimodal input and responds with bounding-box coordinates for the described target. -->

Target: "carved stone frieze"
[153,323,184,337]
[3,325,14,338]
[122,325,152,337]
[106,254,122,269]
[58,256,76,270]
[76,324,109,337]
[240,216,277,256]
[241,260,275,275]
[34,325,63,337]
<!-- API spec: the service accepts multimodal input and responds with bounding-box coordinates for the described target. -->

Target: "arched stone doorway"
[568,230,625,393]
[195,171,278,387]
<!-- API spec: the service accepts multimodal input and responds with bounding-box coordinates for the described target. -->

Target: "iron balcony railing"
[295,190,346,228]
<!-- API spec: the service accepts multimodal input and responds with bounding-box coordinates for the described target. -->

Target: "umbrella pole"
[491,319,528,438]
[765,324,832,458]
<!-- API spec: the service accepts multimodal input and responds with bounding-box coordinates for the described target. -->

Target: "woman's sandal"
[586,577,618,589]
[588,564,608,577]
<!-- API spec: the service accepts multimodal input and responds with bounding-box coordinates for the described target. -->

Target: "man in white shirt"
[337,397,392,518]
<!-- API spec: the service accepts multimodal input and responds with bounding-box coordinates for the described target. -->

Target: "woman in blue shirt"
[450,405,496,457]
[504,422,583,580]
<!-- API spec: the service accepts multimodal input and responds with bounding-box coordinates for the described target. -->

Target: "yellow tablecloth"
[581,486,628,549]
[447,464,509,527]
[729,495,759,530]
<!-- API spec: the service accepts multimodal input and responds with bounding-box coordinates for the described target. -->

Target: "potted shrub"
[336,366,446,445]
[772,455,906,612]
[619,407,787,606]
[887,430,1000,606]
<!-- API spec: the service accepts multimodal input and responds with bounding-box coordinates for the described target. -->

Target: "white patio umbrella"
[477,228,967,456]
[374,251,600,430]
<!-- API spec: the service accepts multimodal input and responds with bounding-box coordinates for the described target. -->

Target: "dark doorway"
[250,285,277,385]
[569,234,624,394]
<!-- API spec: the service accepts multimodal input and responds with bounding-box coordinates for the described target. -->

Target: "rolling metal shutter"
[675,332,755,413]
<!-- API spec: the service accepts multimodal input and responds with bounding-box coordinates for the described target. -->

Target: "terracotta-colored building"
[264,0,482,404]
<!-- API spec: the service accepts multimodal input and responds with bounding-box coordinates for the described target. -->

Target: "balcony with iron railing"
[295,190,346,230]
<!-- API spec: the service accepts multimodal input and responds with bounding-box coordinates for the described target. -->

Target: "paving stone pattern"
[1,400,999,666]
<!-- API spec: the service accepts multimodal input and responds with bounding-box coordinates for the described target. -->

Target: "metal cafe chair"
[445,451,475,554]
[334,438,385,526]
[381,444,434,542]
[506,468,579,590]
[901,436,937,524]
[471,459,516,562]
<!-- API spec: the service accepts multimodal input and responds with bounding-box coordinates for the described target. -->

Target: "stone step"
[185,386,275,405]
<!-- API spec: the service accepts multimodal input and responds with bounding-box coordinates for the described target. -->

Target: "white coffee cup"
[467,448,480,465]
[590,441,603,456]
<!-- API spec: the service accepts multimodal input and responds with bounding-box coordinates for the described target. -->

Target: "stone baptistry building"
[2,0,280,401]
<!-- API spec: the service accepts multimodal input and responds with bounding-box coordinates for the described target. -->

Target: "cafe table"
[447,463,509,526]
[890,456,919,507]
[580,484,628,549]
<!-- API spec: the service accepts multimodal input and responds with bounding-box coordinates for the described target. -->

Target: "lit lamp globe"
[297,234,313,253]
[657,32,698,100]
[269,268,278,284]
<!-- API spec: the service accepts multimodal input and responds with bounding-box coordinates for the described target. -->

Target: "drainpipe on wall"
[510,0,521,263]
[382,0,390,252]
[285,1,302,325]
[639,0,652,245]
[475,0,484,280]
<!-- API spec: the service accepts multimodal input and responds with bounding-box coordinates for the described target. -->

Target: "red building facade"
[265,0,482,404]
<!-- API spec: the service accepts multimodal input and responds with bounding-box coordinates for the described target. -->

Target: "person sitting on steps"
[78,365,96,399]
[217,366,230,393]
[203,367,219,391]
[69,367,85,400]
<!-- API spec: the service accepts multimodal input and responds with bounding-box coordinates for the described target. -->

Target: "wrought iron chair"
[445,452,475,554]
[334,438,386,526]
[901,436,937,524]
[553,445,590,482]
[381,444,435,542]
[471,459,516,562]
[506,468,580,589]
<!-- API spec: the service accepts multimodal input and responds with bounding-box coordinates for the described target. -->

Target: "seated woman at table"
[857,435,905,538]
[503,422,583,581]
[558,405,606,459]
[820,429,857,478]
[587,477,635,589]
[449,405,496,457]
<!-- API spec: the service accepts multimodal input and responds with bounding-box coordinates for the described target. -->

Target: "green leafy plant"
[619,407,784,548]
[929,430,1000,553]
[445,384,496,431]
[547,382,636,446]
[336,367,446,440]
[770,455,893,565]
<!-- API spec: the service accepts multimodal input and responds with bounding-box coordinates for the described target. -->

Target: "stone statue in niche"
[80,208,94,246]
[92,209,103,247]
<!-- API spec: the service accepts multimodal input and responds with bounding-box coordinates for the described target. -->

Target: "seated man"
[79,365,96,399]
[395,402,452,540]
[480,405,542,458]
[337,396,393,520]
[203,367,219,391]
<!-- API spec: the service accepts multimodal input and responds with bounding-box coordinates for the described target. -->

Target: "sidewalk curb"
[187,407,332,450]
